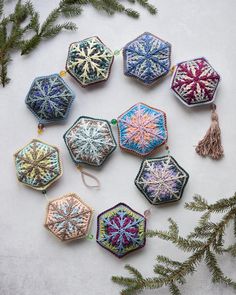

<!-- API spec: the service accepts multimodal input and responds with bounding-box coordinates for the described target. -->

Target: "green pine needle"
[112,193,236,295]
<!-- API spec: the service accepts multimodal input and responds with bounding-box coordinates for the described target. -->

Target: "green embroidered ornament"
[66,36,114,87]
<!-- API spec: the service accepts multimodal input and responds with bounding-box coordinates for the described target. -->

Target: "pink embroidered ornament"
[171,57,223,160]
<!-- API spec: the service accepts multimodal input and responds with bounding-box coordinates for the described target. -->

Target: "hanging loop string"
[77,166,101,189]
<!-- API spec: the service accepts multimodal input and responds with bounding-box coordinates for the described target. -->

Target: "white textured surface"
[0,0,236,294]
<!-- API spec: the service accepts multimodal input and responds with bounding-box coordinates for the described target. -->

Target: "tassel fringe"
[195,104,224,160]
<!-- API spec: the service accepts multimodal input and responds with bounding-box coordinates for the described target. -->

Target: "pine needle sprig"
[0,0,157,87]
[112,194,236,295]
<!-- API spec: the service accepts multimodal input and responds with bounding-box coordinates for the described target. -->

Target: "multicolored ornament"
[135,156,189,205]
[14,139,63,191]
[123,32,171,85]
[66,36,114,87]
[171,57,220,107]
[64,116,117,167]
[117,102,168,157]
[171,57,223,160]
[25,74,75,133]
[96,203,146,258]
[45,193,93,242]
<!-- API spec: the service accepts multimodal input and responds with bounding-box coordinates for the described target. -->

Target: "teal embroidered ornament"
[123,32,171,85]
[96,203,146,258]
[14,139,63,191]
[45,193,93,242]
[25,73,75,134]
[116,102,168,157]
[135,156,189,205]
[64,116,117,188]
[65,36,114,87]
[170,57,223,160]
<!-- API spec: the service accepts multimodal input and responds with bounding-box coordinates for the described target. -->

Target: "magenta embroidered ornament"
[170,57,223,160]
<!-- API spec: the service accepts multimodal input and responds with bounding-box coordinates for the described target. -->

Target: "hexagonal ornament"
[14,139,63,191]
[25,73,75,125]
[117,103,168,157]
[45,193,93,241]
[171,57,220,107]
[96,203,146,258]
[135,156,189,205]
[123,32,171,85]
[64,116,117,167]
[66,36,114,87]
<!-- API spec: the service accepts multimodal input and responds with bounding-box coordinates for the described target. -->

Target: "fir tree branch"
[112,194,236,295]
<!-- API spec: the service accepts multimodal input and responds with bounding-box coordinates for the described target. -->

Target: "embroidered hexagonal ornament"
[117,103,168,157]
[135,156,189,205]
[171,57,220,107]
[96,203,146,258]
[123,32,171,85]
[25,74,75,125]
[66,36,114,87]
[64,116,117,167]
[45,193,93,241]
[14,139,63,191]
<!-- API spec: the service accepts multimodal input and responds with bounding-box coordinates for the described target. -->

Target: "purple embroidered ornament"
[135,156,189,205]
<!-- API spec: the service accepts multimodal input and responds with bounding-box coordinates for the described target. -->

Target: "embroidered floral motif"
[64,116,117,166]
[66,36,114,87]
[123,32,171,85]
[135,156,189,205]
[97,203,146,258]
[171,57,220,106]
[14,139,62,191]
[25,74,75,124]
[117,103,167,156]
[45,193,93,241]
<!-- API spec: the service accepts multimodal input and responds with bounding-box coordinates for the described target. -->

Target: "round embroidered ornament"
[25,73,75,132]
[135,156,189,205]
[45,193,93,242]
[116,102,168,157]
[14,139,63,191]
[66,36,114,87]
[123,32,171,85]
[96,203,146,258]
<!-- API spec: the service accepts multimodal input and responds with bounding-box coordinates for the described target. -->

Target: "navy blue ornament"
[25,74,75,127]
[123,32,171,85]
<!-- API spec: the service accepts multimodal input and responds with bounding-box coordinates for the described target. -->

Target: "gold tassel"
[195,104,224,160]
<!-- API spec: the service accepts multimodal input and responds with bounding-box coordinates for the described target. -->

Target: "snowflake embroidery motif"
[45,193,93,241]
[66,36,114,87]
[14,139,62,191]
[64,117,117,166]
[96,203,146,258]
[123,32,171,85]
[117,103,168,156]
[171,57,220,106]
[135,156,189,205]
[25,74,75,124]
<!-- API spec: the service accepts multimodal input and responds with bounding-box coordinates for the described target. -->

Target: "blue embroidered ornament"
[25,73,75,131]
[96,203,146,258]
[135,156,189,205]
[123,32,171,85]
[117,102,168,157]
[66,36,114,87]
